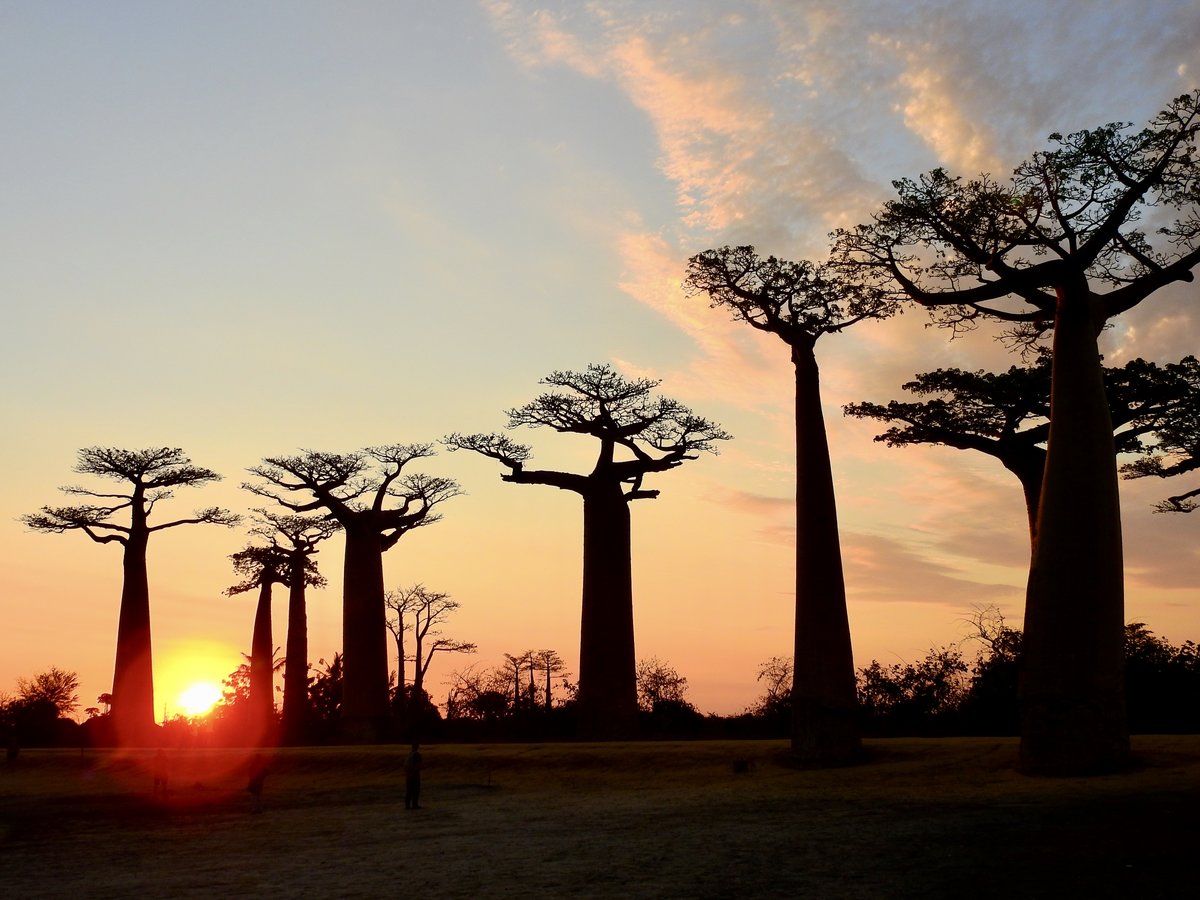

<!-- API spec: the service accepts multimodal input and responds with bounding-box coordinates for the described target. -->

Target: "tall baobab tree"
[685,247,894,766]
[834,91,1200,773]
[846,352,1197,549]
[22,447,238,745]
[385,584,476,723]
[245,445,460,741]
[446,363,730,739]
[246,510,339,743]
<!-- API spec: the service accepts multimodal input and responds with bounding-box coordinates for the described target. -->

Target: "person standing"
[404,742,422,810]
[247,752,268,814]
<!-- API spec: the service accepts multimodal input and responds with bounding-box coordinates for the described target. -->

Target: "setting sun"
[177,681,223,717]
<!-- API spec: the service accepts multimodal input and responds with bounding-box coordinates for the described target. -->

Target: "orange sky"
[2,2,1198,718]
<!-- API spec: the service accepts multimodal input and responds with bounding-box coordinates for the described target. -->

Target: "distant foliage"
[1,667,82,749]
[746,613,1199,737]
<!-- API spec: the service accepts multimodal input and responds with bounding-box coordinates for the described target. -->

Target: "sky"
[2,1,1198,719]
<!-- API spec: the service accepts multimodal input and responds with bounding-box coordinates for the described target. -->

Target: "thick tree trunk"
[1020,285,1128,774]
[576,484,638,739]
[281,571,309,744]
[341,525,390,742]
[790,342,861,765]
[249,579,274,745]
[112,526,155,746]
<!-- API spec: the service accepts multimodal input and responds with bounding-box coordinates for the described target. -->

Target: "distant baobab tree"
[245,510,339,743]
[22,447,238,745]
[225,544,290,742]
[834,91,1200,773]
[531,648,567,712]
[245,445,460,741]
[385,584,476,724]
[846,352,1198,548]
[446,363,730,739]
[685,247,895,766]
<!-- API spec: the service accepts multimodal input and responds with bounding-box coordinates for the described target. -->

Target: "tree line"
[17,91,1200,775]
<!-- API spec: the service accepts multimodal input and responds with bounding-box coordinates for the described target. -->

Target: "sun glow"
[177,681,223,717]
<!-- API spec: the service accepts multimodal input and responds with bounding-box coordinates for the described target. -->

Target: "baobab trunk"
[281,570,309,744]
[341,526,390,742]
[790,342,861,764]
[577,484,637,739]
[393,622,408,723]
[1021,285,1128,774]
[249,579,274,745]
[1001,451,1048,555]
[113,528,156,745]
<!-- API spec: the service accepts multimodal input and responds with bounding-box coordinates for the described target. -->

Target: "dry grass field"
[1,736,1197,898]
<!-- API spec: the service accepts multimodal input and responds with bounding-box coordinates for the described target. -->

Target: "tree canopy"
[834,90,1200,339]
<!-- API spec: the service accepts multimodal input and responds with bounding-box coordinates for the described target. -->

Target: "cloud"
[484,0,1200,637]
[842,530,1021,606]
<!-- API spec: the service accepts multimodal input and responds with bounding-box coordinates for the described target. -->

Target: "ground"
[1,737,1196,898]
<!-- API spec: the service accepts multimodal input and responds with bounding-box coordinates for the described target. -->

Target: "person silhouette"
[152,748,169,798]
[247,752,268,814]
[404,742,423,810]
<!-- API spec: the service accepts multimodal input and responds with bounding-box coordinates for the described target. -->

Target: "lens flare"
[177,681,223,717]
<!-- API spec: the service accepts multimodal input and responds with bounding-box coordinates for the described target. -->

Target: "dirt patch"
[2,737,1196,898]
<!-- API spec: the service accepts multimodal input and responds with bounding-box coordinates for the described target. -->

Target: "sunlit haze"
[2,2,1198,719]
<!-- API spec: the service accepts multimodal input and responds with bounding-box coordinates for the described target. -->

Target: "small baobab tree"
[22,447,238,745]
[531,648,567,712]
[446,363,730,739]
[685,247,895,765]
[245,445,460,741]
[225,544,290,742]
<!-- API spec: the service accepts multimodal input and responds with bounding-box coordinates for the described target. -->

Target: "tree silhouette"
[385,584,476,724]
[225,544,290,741]
[22,447,238,745]
[446,363,730,738]
[1121,356,1200,512]
[685,246,894,765]
[846,352,1196,548]
[531,649,567,712]
[245,511,339,743]
[245,445,460,741]
[835,92,1200,774]
[634,657,690,712]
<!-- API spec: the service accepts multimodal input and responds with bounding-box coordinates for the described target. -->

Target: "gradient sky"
[3,1,1198,718]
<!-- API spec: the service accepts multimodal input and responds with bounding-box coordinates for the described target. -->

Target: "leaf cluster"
[21,446,239,543]
[683,245,897,346]
[834,90,1200,341]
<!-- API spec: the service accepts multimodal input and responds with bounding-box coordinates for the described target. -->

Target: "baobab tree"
[245,445,460,741]
[531,648,567,712]
[685,247,894,765]
[22,447,238,745]
[246,510,339,743]
[446,364,730,739]
[834,91,1200,773]
[385,584,476,723]
[846,352,1197,548]
[225,544,290,742]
